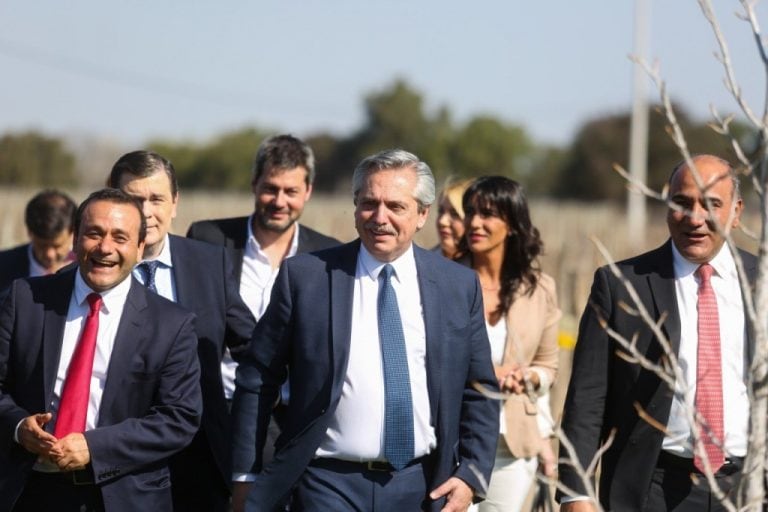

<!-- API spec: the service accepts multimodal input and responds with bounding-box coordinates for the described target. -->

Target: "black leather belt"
[32,468,95,486]
[309,454,430,473]
[657,451,744,475]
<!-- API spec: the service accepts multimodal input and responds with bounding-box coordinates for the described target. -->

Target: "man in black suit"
[107,151,256,512]
[187,135,339,473]
[0,189,77,292]
[558,155,754,511]
[0,188,202,512]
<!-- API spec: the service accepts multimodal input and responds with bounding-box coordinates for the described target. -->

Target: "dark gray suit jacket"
[0,269,202,512]
[165,234,256,494]
[558,241,757,510]
[231,240,499,511]
[0,244,31,294]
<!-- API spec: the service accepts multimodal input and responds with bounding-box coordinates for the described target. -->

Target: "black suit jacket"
[166,234,256,492]
[0,244,30,292]
[231,241,499,511]
[186,217,340,280]
[558,241,757,510]
[0,269,202,512]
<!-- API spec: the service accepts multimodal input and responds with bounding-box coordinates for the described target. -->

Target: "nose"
[141,200,153,219]
[43,247,58,264]
[437,211,450,227]
[687,202,709,226]
[98,236,115,254]
[273,190,288,208]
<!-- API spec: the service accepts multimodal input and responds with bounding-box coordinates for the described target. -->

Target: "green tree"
[0,131,77,186]
[553,104,754,201]
[448,115,533,179]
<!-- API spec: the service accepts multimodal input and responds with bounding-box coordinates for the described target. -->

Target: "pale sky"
[0,1,765,148]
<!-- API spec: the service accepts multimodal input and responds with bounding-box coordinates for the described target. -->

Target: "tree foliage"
[552,104,755,201]
[0,132,77,186]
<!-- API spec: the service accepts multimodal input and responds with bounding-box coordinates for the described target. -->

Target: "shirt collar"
[143,234,173,268]
[358,243,417,284]
[73,268,132,313]
[671,241,736,280]
[246,214,300,258]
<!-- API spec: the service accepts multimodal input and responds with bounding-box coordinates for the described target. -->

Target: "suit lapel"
[98,279,147,424]
[168,235,189,304]
[42,270,77,403]
[645,242,681,356]
[329,241,359,401]
[414,246,442,421]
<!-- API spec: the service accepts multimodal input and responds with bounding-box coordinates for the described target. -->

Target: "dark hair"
[108,150,178,196]
[25,189,77,239]
[459,176,543,316]
[75,188,147,245]
[253,134,315,185]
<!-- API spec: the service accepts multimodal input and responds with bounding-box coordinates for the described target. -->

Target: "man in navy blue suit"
[107,151,256,512]
[231,149,499,512]
[0,188,202,511]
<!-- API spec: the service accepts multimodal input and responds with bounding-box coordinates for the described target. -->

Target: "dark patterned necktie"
[377,264,414,470]
[139,260,160,293]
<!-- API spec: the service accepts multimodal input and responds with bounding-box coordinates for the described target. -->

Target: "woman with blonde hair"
[460,176,560,512]
[434,177,473,259]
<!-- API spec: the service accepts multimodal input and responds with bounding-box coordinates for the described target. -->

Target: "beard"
[254,206,298,234]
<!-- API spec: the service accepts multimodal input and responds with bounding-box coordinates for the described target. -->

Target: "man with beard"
[107,151,256,512]
[186,134,339,430]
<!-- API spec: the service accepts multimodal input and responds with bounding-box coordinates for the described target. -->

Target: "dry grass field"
[0,187,758,325]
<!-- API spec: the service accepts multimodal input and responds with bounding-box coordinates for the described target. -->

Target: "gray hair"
[352,149,435,211]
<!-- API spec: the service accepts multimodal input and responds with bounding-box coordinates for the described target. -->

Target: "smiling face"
[464,202,510,257]
[354,167,429,262]
[76,200,145,292]
[666,155,742,264]
[251,166,312,236]
[117,171,177,257]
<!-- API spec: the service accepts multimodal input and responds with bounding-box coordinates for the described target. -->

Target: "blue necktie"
[139,260,160,293]
[377,264,414,470]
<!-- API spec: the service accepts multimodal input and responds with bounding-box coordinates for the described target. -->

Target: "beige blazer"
[500,272,561,458]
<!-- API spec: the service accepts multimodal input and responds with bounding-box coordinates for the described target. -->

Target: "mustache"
[364,222,397,236]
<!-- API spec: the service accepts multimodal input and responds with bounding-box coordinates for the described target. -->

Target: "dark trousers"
[291,457,432,512]
[643,452,743,512]
[13,471,105,512]
[170,430,230,512]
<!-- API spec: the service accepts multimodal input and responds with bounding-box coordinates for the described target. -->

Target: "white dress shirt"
[221,219,300,399]
[315,244,436,461]
[662,244,748,458]
[132,234,177,301]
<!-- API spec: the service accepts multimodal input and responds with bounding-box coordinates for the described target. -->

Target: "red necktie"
[693,263,725,472]
[54,293,102,438]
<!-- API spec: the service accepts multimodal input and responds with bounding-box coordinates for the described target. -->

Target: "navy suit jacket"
[0,269,202,512]
[231,241,499,511]
[558,241,757,510]
[186,216,340,280]
[0,244,31,293]
[166,234,256,491]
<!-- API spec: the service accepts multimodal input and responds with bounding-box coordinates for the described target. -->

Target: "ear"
[731,196,744,229]
[416,206,430,231]
[171,192,179,219]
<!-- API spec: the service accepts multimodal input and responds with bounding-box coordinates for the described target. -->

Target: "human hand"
[232,482,252,512]
[500,367,540,394]
[538,438,556,478]
[429,476,474,512]
[49,433,90,471]
[560,500,599,512]
[17,413,57,457]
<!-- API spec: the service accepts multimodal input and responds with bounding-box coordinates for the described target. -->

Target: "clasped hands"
[494,364,540,394]
[17,413,91,471]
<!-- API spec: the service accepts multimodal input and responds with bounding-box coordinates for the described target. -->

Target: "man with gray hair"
[230,149,499,511]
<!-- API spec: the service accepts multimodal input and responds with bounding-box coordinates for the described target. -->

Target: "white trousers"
[470,437,538,512]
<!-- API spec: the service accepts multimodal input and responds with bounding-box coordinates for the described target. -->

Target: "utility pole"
[628,0,650,250]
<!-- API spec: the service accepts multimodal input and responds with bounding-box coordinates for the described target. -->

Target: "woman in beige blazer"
[460,176,561,512]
